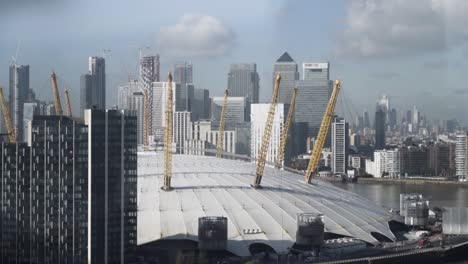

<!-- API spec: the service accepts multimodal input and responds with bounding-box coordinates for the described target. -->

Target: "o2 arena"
[137,152,400,258]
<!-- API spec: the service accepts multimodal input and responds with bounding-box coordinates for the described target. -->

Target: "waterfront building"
[273,52,299,105]
[9,64,29,142]
[455,133,468,180]
[400,146,429,176]
[373,149,400,178]
[331,117,349,175]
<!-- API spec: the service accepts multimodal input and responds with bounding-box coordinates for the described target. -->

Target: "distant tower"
[80,57,106,116]
[9,64,29,142]
[375,109,386,150]
[173,63,194,112]
[227,63,259,121]
[273,52,299,105]
[331,117,349,174]
[455,132,468,181]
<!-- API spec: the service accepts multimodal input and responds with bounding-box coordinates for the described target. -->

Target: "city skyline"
[1,1,468,124]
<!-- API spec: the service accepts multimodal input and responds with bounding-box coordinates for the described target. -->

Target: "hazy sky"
[1,0,468,124]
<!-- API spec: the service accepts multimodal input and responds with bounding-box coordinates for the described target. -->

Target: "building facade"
[84,109,138,263]
[211,96,245,126]
[375,109,386,150]
[331,117,349,175]
[150,81,177,143]
[81,57,106,116]
[227,63,259,120]
[192,89,211,121]
[118,80,144,144]
[273,52,299,105]
[9,64,30,142]
[251,104,286,164]
[455,133,468,180]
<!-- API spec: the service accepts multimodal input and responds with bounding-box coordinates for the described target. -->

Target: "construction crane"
[216,89,229,158]
[162,73,173,191]
[51,71,63,116]
[64,88,72,117]
[143,89,149,148]
[0,86,16,143]
[275,87,298,169]
[305,80,341,183]
[253,73,281,188]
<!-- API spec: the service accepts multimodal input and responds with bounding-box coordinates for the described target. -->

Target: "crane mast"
[64,88,72,117]
[143,89,149,148]
[275,87,297,169]
[51,71,63,116]
[253,73,281,188]
[305,80,341,183]
[0,86,16,143]
[163,73,173,191]
[216,89,229,158]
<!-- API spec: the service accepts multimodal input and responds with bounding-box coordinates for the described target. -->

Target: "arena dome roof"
[137,152,398,256]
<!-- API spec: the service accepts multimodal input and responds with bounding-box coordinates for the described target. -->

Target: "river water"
[331,181,468,210]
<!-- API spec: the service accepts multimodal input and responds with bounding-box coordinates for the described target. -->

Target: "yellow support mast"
[51,71,63,116]
[216,89,229,158]
[275,87,297,169]
[163,73,174,191]
[0,86,16,143]
[305,80,341,183]
[64,88,72,117]
[253,73,281,188]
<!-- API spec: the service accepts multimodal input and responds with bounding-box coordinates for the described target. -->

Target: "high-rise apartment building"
[9,64,29,142]
[29,115,89,263]
[331,117,349,175]
[251,103,286,164]
[211,96,245,127]
[455,132,468,180]
[81,57,106,116]
[0,143,31,262]
[273,52,299,105]
[173,111,192,153]
[371,149,400,178]
[118,80,144,144]
[84,109,138,263]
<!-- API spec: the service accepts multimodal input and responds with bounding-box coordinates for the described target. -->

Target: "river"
[331,181,468,210]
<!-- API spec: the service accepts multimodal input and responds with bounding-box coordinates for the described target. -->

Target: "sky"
[1,0,468,124]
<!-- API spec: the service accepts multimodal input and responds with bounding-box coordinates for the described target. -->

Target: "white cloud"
[336,0,468,58]
[156,14,235,57]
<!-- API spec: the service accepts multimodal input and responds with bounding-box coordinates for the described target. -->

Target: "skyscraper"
[192,88,211,121]
[29,115,89,263]
[273,52,299,105]
[173,111,192,153]
[302,62,330,81]
[9,64,29,142]
[81,57,106,116]
[363,110,370,128]
[139,55,160,89]
[118,80,144,144]
[375,109,386,150]
[84,109,138,263]
[227,63,259,120]
[331,117,349,175]
[173,63,193,84]
[150,81,177,142]
[455,132,468,181]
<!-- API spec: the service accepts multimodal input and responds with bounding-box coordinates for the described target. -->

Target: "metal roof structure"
[137,152,398,256]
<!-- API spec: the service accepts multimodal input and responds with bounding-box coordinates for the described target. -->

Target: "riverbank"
[357,177,468,187]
